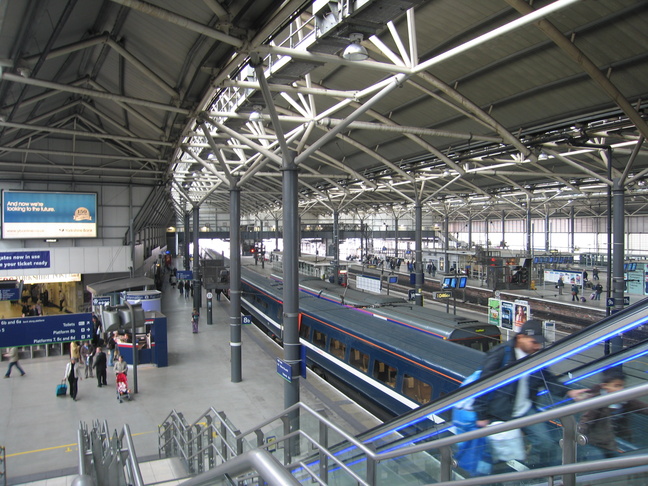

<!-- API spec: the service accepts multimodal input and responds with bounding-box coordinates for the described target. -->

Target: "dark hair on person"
[601,367,625,384]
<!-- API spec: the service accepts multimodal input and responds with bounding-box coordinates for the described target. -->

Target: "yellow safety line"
[5,430,155,458]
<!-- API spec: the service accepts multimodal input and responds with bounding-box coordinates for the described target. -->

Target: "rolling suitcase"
[56,381,68,397]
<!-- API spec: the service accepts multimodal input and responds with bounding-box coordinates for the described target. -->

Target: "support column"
[526,200,532,255]
[275,218,280,251]
[282,151,300,413]
[360,220,364,262]
[612,179,625,320]
[394,217,399,260]
[444,215,450,271]
[229,180,242,383]
[332,210,339,283]
[184,212,191,270]
[545,213,550,252]
[414,200,423,306]
[501,210,506,248]
[192,206,201,310]
[468,214,473,249]
[570,206,575,253]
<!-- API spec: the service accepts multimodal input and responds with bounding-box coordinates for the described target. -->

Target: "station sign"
[434,291,453,299]
[92,296,111,306]
[176,270,193,280]
[242,315,252,325]
[0,313,93,347]
[606,297,630,307]
[276,358,292,383]
[0,287,21,301]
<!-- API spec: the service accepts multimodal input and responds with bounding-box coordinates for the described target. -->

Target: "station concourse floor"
[0,264,381,486]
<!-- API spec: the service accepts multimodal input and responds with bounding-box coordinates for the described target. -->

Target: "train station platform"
[0,261,381,485]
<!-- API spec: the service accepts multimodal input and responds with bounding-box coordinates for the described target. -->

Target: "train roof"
[242,268,483,379]
[298,277,406,307]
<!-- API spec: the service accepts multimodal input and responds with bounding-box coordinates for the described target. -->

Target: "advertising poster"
[500,300,514,330]
[488,298,500,326]
[2,191,97,239]
[626,264,644,295]
[544,269,583,286]
[513,301,531,333]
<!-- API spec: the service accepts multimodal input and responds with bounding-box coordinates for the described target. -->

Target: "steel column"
[229,180,242,382]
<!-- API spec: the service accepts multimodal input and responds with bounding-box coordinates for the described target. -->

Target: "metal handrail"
[178,449,300,486]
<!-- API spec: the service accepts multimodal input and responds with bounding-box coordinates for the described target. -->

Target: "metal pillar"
[502,210,506,248]
[414,200,423,306]
[282,151,301,444]
[274,217,280,251]
[444,214,450,271]
[545,213,550,252]
[360,220,364,261]
[229,180,242,382]
[394,216,399,259]
[468,214,472,249]
[184,212,191,270]
[610,179,625,352]
[332,210,339,283]
[192,206,201,309]
[570,206,575,253]
[526,199,532,255]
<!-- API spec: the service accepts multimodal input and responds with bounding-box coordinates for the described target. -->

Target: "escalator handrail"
[358,297,648,442]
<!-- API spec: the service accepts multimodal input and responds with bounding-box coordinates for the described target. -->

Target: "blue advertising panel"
[0,251,50,270]
[2,191,97,239]
[0,313,93,347]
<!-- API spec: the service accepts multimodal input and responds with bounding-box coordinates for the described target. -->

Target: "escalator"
[289,297,648,484]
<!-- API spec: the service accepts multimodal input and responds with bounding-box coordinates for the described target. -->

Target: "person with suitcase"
[63,357,81,401]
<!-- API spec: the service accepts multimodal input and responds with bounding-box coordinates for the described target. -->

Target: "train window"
[402,374,433,404]
[350,348,369,372]
[330,338,346,360]
[373,359,398,388]
[299,323,310,340]
[313,330,326,349]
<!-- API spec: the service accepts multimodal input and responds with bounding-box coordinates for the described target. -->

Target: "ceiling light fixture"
[342,33,369,61]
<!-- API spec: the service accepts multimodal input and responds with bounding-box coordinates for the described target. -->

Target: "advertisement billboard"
[2,191,97,239]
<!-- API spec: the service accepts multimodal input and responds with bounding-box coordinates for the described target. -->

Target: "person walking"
[179,280,184,296]
[592,267,599,280]
[4,347,26,378]
[184,280,191,299]
[571,282,579,302]
[191,308,200,333]
[556,276,564,295]
[474,320,584,469]
[594,282,603,301]
[58,289,66,312]
[93,346,108,387]
[81,341,95,378]
[114,355,128,375]
[63,357,81,401]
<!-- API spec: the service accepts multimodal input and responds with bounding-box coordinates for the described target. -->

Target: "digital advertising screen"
[2,191,97,239]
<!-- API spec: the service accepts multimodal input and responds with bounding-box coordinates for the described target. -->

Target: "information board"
[0,313,93,347]
[0,251,50,270]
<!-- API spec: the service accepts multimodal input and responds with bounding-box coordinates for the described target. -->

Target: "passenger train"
[296,277,501,352]
[240,267,485,418]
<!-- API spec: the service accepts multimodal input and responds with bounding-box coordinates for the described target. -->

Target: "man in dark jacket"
[474,319,581,468]
[93,346,108,387]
